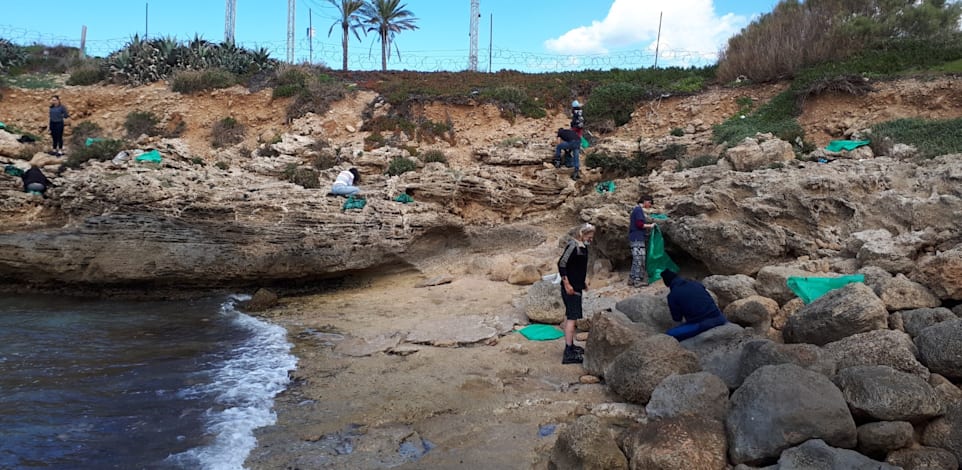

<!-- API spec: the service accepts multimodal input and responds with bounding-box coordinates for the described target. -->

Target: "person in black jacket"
[48,95,69,156]
[554,127,581,180]
[662,270,727,341]
[22,166,52,195]
[557,222,595,364]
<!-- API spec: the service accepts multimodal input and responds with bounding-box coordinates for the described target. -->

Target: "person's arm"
[63,106,69,119]
[667,294,683,322]
[558,242,576,295]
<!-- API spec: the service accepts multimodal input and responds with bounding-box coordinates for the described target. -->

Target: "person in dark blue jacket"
[662,270,727,341]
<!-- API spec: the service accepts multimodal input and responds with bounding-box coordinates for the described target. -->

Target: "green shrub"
[190,156,205,166]
[584,83,652,127]
[282,164,320,188]
[480,85,546,120]
[661,143,687,159]
[585,151,650,177]
[421,149,447,164]
[667,76,704,93]
[124,111,160,138]
[215,161,230,170]
[285,79,349,122]
[170,68,236,93]
[0,39,27,72]
[69,121,104,148]
[670,127,685,137]
[67,64,106,85]
[272,83,302,98]
[688,155,719,168]
[211,117,246,148]
[871,117,962,159]
[713,91,803,146]
[386,156,417,176]
[364,132,386,149]
[63,139,126,168]
[312,153,337,170]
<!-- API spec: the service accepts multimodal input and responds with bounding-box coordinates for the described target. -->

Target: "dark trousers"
[666,315,727,341]
[50,121,64,150]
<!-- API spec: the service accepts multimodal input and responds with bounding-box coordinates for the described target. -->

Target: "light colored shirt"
[333,170,354,187]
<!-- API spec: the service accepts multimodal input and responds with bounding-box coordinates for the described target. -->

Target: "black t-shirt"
[557,128,579,143]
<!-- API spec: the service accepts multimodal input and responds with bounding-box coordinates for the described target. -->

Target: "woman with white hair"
[557,222,595,364]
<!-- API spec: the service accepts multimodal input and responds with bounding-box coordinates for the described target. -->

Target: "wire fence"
[0,24,718,73]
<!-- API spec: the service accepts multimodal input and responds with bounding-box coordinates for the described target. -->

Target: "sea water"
[0,294,296,470]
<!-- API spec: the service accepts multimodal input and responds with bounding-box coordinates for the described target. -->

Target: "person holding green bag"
[628,195,656,287]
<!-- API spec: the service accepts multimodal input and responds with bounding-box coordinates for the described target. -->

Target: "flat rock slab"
[335,333,403,357]
[415,275,454,288]
[406,315,498,345]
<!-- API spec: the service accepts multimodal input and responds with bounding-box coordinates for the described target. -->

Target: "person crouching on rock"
[662,269,728,341]
[22,165,52,196]
[554,127,581,180]
[557,223,595,364]
[331,167,361,196]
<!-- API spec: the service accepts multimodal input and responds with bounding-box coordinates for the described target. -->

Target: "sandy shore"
[243,268,651,469]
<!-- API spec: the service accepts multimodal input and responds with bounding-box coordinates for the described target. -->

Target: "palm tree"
[360,0,419,71]
[326,0,367,71]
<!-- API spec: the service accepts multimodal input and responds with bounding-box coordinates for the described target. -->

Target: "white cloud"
[544,0,752,60]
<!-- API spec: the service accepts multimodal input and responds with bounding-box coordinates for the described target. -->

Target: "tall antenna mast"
[225,0,237,44]
[469,0,479,71]
[287,0,296,62]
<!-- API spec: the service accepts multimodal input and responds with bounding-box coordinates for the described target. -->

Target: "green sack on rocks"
[646,224,679,283]
[135,149,162,163]
[85,137,105,147]
[518,324,564,341]
[595,181,615,194]
[342,195,366,211]
[4,164,24,177]
[787,274,865,304]
[581,136,590,149]
[825,140,870,152]
[394,193,414,204]
[0,122,6,129]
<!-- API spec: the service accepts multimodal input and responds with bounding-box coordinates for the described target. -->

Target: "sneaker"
[571,170,580,180]
[552,158,561,168]
[562,349,583,364]
[570,344,585,355]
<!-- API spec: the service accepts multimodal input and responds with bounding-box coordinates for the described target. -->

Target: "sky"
[0,0,780,72]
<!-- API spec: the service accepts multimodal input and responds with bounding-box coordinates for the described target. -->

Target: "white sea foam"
[165,295,297,470]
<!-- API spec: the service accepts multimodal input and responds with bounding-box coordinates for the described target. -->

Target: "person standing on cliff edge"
[48,95,69,156]
[557,223,595,364]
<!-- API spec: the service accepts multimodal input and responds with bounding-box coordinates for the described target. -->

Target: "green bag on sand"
[518,324,564,341]
[342,195,366,211]
[646,224,679,283]
[394,193,414,204]
[825,140,870,152]
[787,274,865,304]
[135,149,162,163]
[581,136,590,149]
[595,180,615,194]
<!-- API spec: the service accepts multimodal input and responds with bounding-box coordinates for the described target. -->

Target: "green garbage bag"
[649,213,668,221]
[4,164,24,177]
[135,149,162,163]
[0,122,6,129]
[518,324,564,341]
[580,136,590,149]
[595,181,615,194]
[825,140,870,152]
[646,224,679,283]
[342,195,366,211]
[85,137,105,147]
[394,193,414,204]
[787,274,865,304]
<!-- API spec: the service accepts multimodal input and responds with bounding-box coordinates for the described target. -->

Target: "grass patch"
[585,151,651,178]
[687,155,719,168]
[3,73,60,89]
[386,156,417,176]
[421,149,447,164]
[67,63,106,86]
[211,117,246,148]
[171,68,236,93]
[282,164,320,188]
[124,111,161,138]
[870,117,962,158]
[69,121,104,148]
[670,127,685,137]
[63,139,126,169]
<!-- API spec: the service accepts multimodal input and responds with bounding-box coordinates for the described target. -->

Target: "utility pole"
[469,0,480,71]
[308,8,313,63]
[225,0,237,44]
[488,13,493,73]
[287,0,296,63]
[654,11,663,67]
[145,2,149,37]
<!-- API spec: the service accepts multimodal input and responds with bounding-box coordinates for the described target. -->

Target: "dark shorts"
[560,285,583,321]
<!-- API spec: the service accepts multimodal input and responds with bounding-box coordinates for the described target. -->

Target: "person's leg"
[50,121,64,153]
[666,322,702,341]
[331,185,360,196]
[26,182,46,193]
[560,286,584,363]
[553,142,564,168]
[629,240,646,285]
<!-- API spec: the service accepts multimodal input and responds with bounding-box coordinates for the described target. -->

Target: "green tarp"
[595,181,615,194]
[85,137,105,147]
[581,136,590,149]
[4,164,24,177]
[518,324,564,341]
[394,193,414,204]
[787,274,865,304]
[826,140,870,152]
[342,195,366,211]
[646,222,679,283]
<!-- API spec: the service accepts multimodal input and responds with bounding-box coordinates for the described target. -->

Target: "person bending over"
[662,270,727,341]
[331,168,361,196]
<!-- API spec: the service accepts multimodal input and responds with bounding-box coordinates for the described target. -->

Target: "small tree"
[360,0,419,71]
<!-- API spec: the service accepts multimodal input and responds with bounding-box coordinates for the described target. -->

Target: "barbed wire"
[0,24,718,72]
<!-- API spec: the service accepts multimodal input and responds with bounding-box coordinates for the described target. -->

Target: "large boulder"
[783,283,888,346]
[856,421,914,458]
[620,416,728,470]
[850,229,921,274]
[891,307,957,338]
[703,274,758,309]
[775,439,899,470]
[833,366,944,422]
[823,329,929,379]
[723,134,795,172]
[877,274,941,311]
[755,266,818,305]
[645,372,730,421]
[734,339,836,388]
[923,401,962,465]
[724,296,778,331]
[914,247,962,300]
[915,318,962,380]
[886,446,959,470]
[606,335,700,404]
[679,322,754,389]
[548,415,628,470]
[583,310,655,377]
[726,364,857,466]
[613,294,674,332]
[518,280,565,324]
